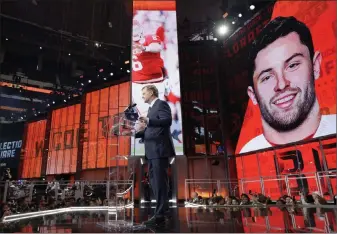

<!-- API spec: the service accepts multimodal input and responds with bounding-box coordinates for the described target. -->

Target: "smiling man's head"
[247,16,322,132]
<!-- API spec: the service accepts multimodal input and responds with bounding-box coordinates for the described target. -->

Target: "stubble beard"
[256,76,316,132]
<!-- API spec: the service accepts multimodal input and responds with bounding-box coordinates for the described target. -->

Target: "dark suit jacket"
[135,99,176,159]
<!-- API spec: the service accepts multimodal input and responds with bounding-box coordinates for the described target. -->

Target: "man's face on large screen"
[248,32,322,132]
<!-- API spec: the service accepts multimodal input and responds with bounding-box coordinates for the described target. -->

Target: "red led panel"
[82,82,131,169]
[21,120,47,178]
[46,104,81,175]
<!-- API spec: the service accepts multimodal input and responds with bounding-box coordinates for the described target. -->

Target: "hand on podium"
[135,120,147,132]
[118,120,146,136]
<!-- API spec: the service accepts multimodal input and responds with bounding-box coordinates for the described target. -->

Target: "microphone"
[124,103,137,112]
[126,103,137,109]
[124,103,139,121]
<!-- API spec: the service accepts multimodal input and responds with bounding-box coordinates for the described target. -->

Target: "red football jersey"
[165,91,180,104]
[132,35,164,83]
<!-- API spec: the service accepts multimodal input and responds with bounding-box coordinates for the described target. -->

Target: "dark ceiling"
[0,0,133,122]
[0,0,132,87]
[0,0,272,123]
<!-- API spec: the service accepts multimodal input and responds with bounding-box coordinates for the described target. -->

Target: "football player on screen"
[132,20,167,116]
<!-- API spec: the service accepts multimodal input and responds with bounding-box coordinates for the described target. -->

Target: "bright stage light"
[218,25,228,35]
[250,5,255,10]
[238,13,242,17]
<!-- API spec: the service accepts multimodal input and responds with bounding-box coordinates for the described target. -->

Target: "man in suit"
[135,84,175,225]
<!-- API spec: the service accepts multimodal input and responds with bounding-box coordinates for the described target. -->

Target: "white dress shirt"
[149,98,159,109]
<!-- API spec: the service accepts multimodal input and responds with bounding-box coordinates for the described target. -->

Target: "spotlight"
[47,104,50,107]
[250,5,255,10]
[127,70,130,73]
[21,117,23,120]
[120,68,123,70]
[5,38,8,41]
[110,73,114,76]
[213,38,218,41]
[218,25,228,35]
[238,13,242,17]
[232,21,235,24]
[38,111,40,114]
[88,80,91,83]
[63,99,66,103]
[40,46,43,50]
[81,83,84,86]
[68,53,71,56]
[97,74,100,77]
[52,101,55,104]
[95,42,99,47]
[103,77,107,81]
[125,60,130,64]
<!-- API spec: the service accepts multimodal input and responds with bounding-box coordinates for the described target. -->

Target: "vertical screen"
[46,104,81,175]
[131,0,183,156]
[21,120,46,178]
[82,82,130,169]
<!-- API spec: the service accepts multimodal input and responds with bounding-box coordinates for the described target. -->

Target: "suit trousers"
[148,157,169,217]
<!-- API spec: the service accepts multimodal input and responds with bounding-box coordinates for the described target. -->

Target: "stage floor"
[1,205,336,233]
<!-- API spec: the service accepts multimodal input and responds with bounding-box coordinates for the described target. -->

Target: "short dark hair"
[248,16,315,86]
[142,85,159,97]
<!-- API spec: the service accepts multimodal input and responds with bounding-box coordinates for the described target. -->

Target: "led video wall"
[21,120,47,178]
[131,0,183,156]
[46,104,81,175]
[220,0,337,198]
[82,82,130,169]
[235,0,336,154]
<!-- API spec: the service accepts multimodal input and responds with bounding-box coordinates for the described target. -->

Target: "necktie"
[147,106,152,117]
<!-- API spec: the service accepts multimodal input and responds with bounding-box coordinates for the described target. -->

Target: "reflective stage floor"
[1,205,336,233]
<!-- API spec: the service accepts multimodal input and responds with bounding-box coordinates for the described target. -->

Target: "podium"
[99,107,146,231]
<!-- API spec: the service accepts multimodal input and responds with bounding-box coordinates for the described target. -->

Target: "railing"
[185,171,337,205]
[1,179,134,222]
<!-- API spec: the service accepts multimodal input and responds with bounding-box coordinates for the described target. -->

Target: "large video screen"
[82,82,130,169]
[215,0,337,200]
[46,104,81,175]
[21,120,47,178]
[131,0,183,156]
[235,0,336,154]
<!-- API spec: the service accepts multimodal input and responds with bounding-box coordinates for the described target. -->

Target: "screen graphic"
[46,104,80,175]
[82,82,130,169]
[228,0,337,200]
[21,120,47,178]
[235,0,336,154]
[131,0,183,156]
